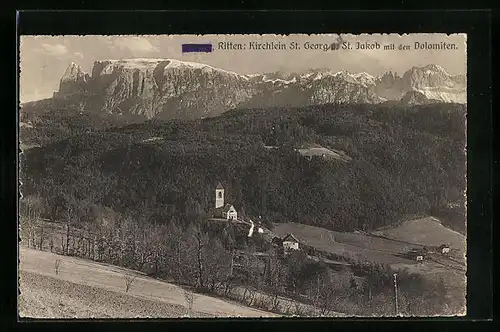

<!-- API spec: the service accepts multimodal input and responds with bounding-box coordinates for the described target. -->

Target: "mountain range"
[35,58,466,120]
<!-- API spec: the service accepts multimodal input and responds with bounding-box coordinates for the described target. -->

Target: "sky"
[19,34,467,103]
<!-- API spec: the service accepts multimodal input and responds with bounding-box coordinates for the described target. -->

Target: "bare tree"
[204,237,231,293]
[123,274,136,292]
[54,259,61,275]
[177,228,199,286]
[118,217,136,267]
[316,279,350,317]
[266,253,287,294]
[269,293,281,312]
[19,195,42,248]
[63,207,77,256]
[193,228,206,290]
[252,293,268,310]
[184,289,195,316]
[166,221,184,280]
[240,254,261,305]
[222,251,237,296]
[134,222,161,273]
[245,287,257,306]
[293,302,308,317]
[317,287,339,316]
[37,222,46,250]
[282,300,294,316]
[147,223,166,275]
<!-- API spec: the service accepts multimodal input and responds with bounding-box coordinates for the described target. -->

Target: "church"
[213,182,238,221]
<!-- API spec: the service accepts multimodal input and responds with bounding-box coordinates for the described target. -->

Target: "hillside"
[272,222,420,266]
[372,217,466,253]
[20,102,466,233]
[19,247,277,318]
[271,221,466,315]
[19,105,146,148]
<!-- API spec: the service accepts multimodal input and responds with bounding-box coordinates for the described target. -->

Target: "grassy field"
[272,222,420,265]
[296,146,352,162]
[372,216,466,254]
[18,247,279,318]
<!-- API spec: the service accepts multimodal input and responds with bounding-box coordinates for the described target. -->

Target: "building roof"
[216,182,224,189]
[282,233,300,243]
[215,203,235,214]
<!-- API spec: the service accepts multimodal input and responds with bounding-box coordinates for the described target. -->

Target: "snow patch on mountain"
[417,88,467,104]
[261,75,297,84]
[328,71,376,88]
[94,58,246,79]
[422,64,448,75]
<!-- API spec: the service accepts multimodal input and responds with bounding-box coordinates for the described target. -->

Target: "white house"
[416,255,424,263]
[282,233,300,251]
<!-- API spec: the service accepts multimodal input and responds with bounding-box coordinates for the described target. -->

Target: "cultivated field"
[18,247,279,318]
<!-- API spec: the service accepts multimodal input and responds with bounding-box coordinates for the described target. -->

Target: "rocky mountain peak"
[61,62,89,82]
[50,58,466,119]
[57,62,91,96]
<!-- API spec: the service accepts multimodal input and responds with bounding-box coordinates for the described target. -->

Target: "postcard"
[18,33,467,318]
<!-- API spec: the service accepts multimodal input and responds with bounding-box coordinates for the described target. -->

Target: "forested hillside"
[20,102,466,233]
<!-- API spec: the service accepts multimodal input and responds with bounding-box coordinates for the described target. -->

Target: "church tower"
[215,182,224,208]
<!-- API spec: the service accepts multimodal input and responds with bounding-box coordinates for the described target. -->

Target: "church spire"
[215,183,224,208]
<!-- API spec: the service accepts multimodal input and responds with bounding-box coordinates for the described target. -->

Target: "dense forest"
[20,102,467,233]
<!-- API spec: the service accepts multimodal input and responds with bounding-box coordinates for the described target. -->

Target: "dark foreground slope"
[20,103,466,233]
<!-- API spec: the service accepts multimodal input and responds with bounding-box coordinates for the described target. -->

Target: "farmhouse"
[405,248,426,263]
[438,244,451,254]
[282,233,300,251]
[213,183,238,221]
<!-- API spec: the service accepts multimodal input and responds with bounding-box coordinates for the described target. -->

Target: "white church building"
[214,182,238,221]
